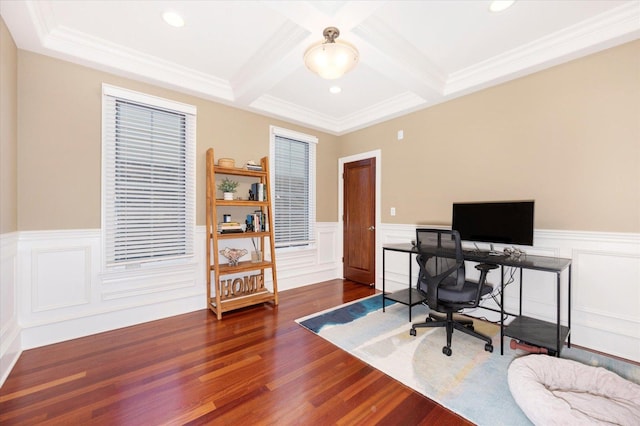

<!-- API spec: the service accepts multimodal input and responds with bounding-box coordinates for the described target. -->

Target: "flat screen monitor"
[452,201,534,246]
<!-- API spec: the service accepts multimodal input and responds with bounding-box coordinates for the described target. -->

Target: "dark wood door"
[343,158,376,285]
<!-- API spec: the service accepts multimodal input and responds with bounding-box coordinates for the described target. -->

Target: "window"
[269,126,317,249]
[102,84,196,266]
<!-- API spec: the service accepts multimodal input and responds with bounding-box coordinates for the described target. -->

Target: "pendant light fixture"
[304,27,359,79]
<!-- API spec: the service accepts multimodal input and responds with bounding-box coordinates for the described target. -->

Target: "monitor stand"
[488,244,502,256]
[471,243,502,256]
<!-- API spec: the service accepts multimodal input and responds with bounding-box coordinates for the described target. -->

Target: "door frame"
[338,149,381,288]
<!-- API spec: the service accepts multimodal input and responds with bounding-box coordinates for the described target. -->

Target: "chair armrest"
[472,263,499,303]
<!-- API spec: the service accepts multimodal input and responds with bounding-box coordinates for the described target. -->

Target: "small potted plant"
[218,177,239,200]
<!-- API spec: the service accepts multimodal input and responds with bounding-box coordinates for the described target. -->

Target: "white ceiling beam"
[351,16,446,101]
[263,0,385,35]
[231,21,309,106]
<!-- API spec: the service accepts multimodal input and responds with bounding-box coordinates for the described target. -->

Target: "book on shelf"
[245,161,262,171]
[220,229,243,234]
[218,221,244,233]
[246,211,268,232]
[219,221,241,227]
[251,183,265,201]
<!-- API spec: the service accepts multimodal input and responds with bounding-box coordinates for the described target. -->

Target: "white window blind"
[270,126,317,248]
[102,85,196,266]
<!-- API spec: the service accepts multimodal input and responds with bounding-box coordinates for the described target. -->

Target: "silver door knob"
[368,225,375,231]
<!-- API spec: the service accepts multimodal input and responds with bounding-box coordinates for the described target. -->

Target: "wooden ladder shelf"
[205,148,278,319]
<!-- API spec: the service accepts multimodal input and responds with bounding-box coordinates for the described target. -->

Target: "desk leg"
[500,265,505,355]
[382,249,387,313]
[409,253,412,322]
[568,265,572,348]
[556,271,561,357]
[518,268,523,316]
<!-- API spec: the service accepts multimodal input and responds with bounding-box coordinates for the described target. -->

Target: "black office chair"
[410,228,497,356]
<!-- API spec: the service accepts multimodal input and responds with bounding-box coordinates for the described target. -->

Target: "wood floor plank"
[161,401,217,426]
[0,371,86,402]
[0,279,471,425]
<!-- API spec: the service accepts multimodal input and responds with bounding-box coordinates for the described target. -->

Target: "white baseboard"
[0,232,20,387]
[0,320,20,388]
[20,294,204,349]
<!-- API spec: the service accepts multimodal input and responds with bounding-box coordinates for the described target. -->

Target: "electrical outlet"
[390,207,396,216]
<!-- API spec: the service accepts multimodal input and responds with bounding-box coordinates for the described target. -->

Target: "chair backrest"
[415,228,466,306]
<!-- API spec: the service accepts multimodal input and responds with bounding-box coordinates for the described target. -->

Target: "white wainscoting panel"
[377,224,640,362]
[11,223,341,354]
[17,229,206,350]
[32,247,91,312]
[4,223,637,384]
[273,222,342,291]
[0,232,20,387]
[101,262,201,301]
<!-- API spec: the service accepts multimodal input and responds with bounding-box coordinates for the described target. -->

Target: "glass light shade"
[489,0,516,13]
[162,11,184,27]
[304,40,359,79]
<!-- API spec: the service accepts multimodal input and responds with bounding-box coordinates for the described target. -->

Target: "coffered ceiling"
[2,1,639,135]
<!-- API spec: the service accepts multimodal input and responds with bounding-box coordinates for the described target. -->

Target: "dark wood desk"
[382,243,572,356]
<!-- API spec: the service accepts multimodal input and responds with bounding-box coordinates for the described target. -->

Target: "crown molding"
[55,26,235,100]
[251,92,426,135]
[16,0,234,102]
[335,92,428,134]
[250,95,342,134]
[445,2,640,96]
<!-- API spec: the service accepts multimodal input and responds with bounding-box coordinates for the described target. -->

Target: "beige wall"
[17,51,339,230]
[339,40,640,233]
[12,40,640,234]
[1,17,17,234]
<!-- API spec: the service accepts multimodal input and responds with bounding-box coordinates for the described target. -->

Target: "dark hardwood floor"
[0,279,471,425]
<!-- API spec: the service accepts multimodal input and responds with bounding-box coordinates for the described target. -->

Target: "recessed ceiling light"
[162,11,184,27]
[489,0,516,13]
[329,86,342,94]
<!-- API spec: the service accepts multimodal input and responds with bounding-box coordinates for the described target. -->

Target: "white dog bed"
[508,355,640,425]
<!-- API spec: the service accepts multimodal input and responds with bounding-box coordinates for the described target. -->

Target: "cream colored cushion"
[508,355,640,425]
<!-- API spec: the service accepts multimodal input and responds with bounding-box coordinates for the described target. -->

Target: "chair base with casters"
[427,311,473,328]
[410,308,494,356]
[410,262,497,356]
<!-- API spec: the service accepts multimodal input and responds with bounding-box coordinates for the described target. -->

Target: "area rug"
[296,295,640,426]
